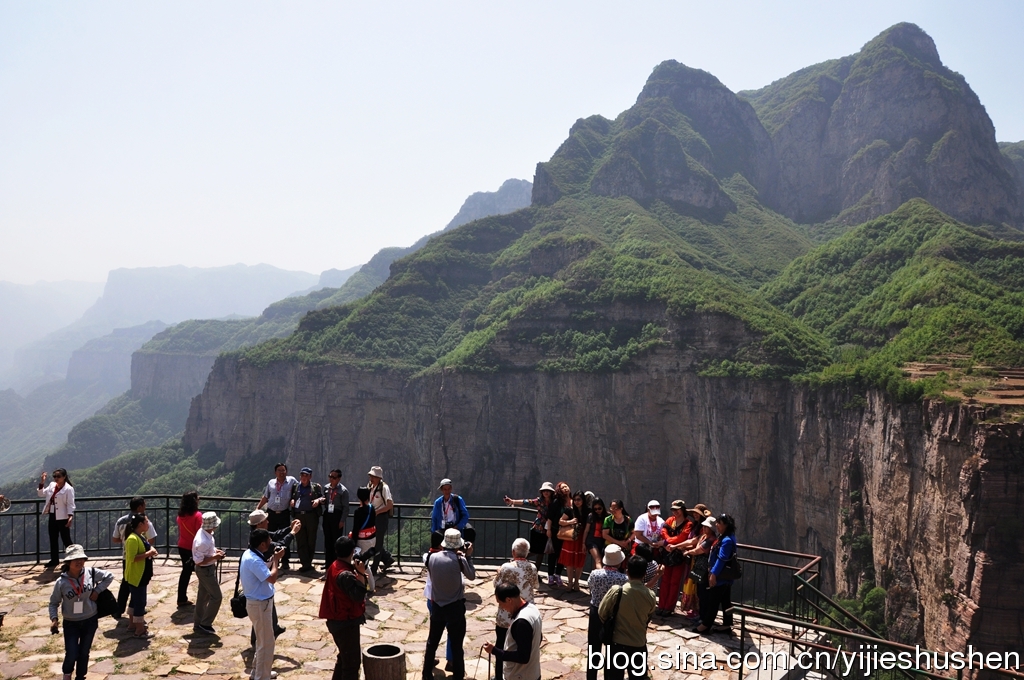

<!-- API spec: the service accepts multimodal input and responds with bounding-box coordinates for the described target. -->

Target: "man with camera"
[241,529,285,680]
[422,528,476,680]
[319,537,371,680]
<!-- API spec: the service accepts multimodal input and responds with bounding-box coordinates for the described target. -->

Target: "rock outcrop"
[743,23,1023,227]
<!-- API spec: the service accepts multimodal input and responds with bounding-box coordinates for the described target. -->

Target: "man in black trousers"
[322,469,349,567]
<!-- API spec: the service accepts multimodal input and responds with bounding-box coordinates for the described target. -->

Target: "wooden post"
[362,643,406,680]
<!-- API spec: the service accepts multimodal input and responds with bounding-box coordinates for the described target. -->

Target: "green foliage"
[43,392,190,472]
[770,200,1024,393]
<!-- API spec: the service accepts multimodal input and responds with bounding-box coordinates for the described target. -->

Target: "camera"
[353,546,377,563]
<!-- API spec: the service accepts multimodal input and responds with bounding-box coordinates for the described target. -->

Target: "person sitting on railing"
[633,500,666,560]
[247,509,300,640]
[430,478,470,535]
[111,496,155,620]
[351,487,378,563]
[48,544,114,680]
[38,468,76,570]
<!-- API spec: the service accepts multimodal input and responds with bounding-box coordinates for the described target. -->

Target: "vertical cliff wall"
[130,351,218,403]
[184,353,1024,653]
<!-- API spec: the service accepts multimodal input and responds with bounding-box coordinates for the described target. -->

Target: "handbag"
[662,548,686,567]
[690,553,710,586]
[556,523,579,542]
[719,554,743,580]
[91,569,118,618]
[229,557,248,619]
[599,585,623,645]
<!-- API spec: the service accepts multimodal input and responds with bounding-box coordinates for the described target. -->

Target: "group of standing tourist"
[38,463,738,680]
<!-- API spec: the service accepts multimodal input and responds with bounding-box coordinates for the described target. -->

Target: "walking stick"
[473,644,493,680]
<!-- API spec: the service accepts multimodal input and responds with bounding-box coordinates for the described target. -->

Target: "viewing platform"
[0,558,764,680]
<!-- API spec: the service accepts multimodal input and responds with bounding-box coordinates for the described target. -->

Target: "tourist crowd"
[37,464,738,680]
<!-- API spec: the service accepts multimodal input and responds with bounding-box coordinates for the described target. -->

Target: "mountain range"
[5,22,1024,655]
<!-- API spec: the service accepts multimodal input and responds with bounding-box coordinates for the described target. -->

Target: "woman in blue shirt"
[696,513,737,634]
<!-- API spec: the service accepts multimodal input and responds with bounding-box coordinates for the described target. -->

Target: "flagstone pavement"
[0,559,759,680]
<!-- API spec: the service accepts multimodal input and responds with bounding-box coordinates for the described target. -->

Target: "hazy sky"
[2,1,1021,285]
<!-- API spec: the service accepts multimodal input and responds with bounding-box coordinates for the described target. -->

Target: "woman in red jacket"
[656,500,697,616]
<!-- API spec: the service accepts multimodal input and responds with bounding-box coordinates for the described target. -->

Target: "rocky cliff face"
[130,351,218,404]
[185,352,1023,653]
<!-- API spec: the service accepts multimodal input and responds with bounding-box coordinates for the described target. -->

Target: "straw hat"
[248,509,269,526]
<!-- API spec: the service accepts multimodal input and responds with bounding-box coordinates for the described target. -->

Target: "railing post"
[396,505,401,566]
[165,497,171,555]
[35,500,41,565]
[738,611,746,680]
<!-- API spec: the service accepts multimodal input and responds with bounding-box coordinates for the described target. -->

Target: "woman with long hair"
[504,482,556,579]
[124,513,158,638]
[557,491,588,591]
[545,481,571,587]
[175,491,202,607]
[37,468,75,569]
[48,544,114,680]
[583,496,608,571]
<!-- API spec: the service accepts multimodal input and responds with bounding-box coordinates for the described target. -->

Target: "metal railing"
[734,607,1024,680]
[0,495,536,566]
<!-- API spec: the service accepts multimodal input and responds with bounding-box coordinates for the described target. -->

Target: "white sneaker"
[248,672,279,679]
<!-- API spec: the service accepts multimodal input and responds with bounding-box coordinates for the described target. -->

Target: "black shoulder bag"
[230,554,249,618]
[91,568,118,618]
[599,585,624,645]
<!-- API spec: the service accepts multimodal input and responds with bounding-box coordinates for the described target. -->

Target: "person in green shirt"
[124,514,159,638]
[598,555,656,680]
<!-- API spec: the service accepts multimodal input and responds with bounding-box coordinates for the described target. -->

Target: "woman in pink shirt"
[175,491,203,607]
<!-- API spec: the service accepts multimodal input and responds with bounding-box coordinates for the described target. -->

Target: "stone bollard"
[362,643,406,680]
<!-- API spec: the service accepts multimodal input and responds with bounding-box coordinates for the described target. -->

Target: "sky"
[1,1,1022,285]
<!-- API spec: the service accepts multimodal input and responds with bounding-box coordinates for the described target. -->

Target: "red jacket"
[319,560,367,622]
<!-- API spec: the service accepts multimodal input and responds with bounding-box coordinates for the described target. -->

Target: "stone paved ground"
[0,559,777,680]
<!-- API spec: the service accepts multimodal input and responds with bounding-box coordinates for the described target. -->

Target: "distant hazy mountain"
[0,280,105,378]
[2,264,317,391]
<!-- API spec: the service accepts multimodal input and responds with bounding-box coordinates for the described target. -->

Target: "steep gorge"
[184,350,1023,652]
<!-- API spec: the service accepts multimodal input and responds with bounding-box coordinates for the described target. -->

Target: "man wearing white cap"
[366,466,395,574]
[192,511,225,635]
[633,500,666,556]
[430,478,470,534]
[585,544,628,680]
[422,528,476,680]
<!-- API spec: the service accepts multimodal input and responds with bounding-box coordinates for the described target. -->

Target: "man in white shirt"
[366,466,395,574]
[192,512,225,635]
[633,500,666,557]
[257,463,298,570]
